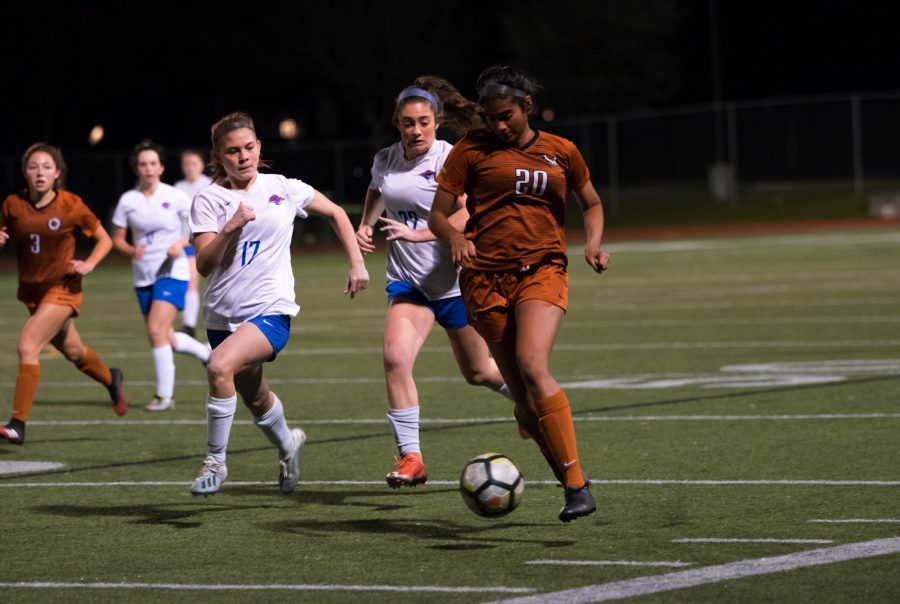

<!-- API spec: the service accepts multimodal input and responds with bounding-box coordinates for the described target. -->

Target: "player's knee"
[383,345,414,377]
[205,353,233,388]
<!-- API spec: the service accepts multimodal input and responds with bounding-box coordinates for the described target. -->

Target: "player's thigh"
[513,299,564,376]
[208,322,274,376]
[383,301,435,366]
[445,324,494,376]
[20,303,74,353]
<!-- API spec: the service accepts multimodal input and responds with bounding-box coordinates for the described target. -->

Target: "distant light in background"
[88,124,104,146]
[541,108,555,122]
[279,118,299,140]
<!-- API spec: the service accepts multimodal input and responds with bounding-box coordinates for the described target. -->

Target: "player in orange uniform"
[428,65,610,522]
[0,143,128,445]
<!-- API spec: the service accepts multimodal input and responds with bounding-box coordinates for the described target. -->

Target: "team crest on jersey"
[419,170,436,181]
[162,202,171,209]
[541,154,559,166]
[48,217,61,230]
[269,195,284,205]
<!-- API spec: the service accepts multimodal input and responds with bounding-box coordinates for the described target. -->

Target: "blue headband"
[397,87,440,110]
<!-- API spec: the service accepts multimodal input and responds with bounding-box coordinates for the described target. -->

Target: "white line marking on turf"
[488,537,900,604]
[809,518,900,524]
[0,461,65,475]
[673,538,833,544]
[0,581,534,594]
[527,560,693,568]
[22,413,900,428]
[2,479,899,488]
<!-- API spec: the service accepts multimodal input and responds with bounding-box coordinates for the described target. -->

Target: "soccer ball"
[459,452,524,517]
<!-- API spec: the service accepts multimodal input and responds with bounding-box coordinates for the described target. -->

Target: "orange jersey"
[0,189,101,302]
[436,129,590,271]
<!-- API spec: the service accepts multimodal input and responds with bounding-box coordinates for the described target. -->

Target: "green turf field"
[1,226,899,603]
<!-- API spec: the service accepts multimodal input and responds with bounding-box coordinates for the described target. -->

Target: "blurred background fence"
[3,92,899,243]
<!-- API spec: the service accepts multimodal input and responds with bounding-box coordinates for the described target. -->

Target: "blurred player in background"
[112,141,210,412]
[429,65,611,522]
[356,76,511,488]
[188,112,368,496]
[173,149,212,338]
[0,143,128,445]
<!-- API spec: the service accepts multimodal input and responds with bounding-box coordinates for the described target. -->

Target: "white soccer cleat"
[279,428,306,494]
[191,456,227,496]
[145,395,175,412]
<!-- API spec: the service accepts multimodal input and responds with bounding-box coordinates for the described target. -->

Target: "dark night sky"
[2,1,899,155]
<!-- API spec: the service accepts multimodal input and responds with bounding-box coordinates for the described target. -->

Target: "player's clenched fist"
[224,201,255,233]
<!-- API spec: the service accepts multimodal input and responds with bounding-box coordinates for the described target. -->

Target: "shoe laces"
[199,456,225,476]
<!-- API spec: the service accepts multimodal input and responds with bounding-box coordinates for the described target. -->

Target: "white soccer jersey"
[175,174,213,201]
[112,183,192,287]
[189,173,314,331]
[369,139,459,300]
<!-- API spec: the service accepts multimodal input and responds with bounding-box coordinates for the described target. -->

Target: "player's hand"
[356,224,375,254]
[379,216,422,243]
[224,201,255,233]
[585,246,610,274]
[344,265,370,299]
[167,242,184,260]
[69,259,95,275]
[133,244,146,260]
[450,233,476,265]
[0,226,8,247]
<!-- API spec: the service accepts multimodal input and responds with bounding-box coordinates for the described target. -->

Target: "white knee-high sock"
[173,331,211,363]
[387,406,420,456]
[183,291,200,329]
[151,345,176,399]
[254,394,294,458]
[206,394,237,464]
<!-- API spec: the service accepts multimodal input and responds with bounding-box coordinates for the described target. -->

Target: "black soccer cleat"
[108,367,129,416]
[0,419,26,445]
[559,481,596,523]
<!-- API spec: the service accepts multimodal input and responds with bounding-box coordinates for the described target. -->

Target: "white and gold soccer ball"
[459,452,525,517]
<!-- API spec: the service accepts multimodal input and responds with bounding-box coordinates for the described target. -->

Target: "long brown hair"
[393,75,483,135]
[21,142,67,190]
[209,112,271,184]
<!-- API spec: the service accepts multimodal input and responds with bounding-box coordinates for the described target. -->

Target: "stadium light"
[88,124,105,146]
[541,108,555,122]
[279,118,299,140]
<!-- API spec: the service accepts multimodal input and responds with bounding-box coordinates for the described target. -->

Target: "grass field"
[1,225,899,603]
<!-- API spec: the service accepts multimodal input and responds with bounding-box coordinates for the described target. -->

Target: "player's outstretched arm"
[356,188,385,254]
[307,191,369,298]
[428,187,475,265]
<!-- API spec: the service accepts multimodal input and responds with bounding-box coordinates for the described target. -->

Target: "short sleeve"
[435,138,472,197]
[111,194,130,229]
[190,191,221,234]
[368,147,390,192]
[564,140,591,190]
[72,195,100,237]
[284,176,314,219]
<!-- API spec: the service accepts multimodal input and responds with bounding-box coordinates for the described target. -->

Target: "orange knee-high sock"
[537,389,585,488]
[514,404,561,477]
[12,364,41,422]
[75,347,112,386]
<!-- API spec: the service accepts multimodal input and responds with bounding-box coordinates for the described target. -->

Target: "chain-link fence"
[3,92,899,241]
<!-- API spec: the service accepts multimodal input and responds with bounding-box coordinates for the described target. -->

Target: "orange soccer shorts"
[21,284,84,317]
[459,262,568,342]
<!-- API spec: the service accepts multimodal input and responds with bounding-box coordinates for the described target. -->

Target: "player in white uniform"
[356,77,510,489]
[189,112,368,496]
[173,149,213,338]
[112,141,211,412]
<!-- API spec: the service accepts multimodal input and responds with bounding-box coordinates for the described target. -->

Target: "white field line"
[21,413,900,427]
[488,536,900,604]
[527,560,692,568]
[809,519,900,524]
[3,339,900,364]
[0,581,534,594]
[673,538,833,544]
[2,479,899,488]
